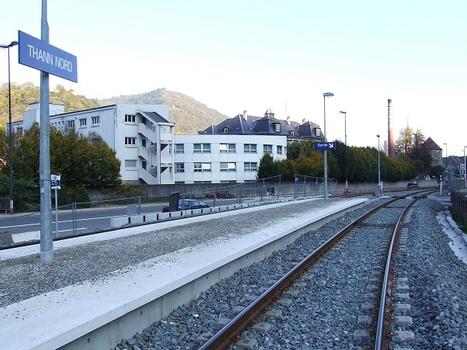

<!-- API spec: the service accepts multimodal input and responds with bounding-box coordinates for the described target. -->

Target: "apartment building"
[11,103,175,184]
[173,134,287,184]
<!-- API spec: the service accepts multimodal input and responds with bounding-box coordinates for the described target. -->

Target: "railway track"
[198,189,434,350]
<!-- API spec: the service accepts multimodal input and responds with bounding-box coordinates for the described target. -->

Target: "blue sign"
[18,30,77,82]
[314,142,336,151]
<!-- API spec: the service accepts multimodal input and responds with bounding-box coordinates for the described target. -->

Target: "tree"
[394,127,414,155]
[257,154,279,180]
[1,124,121,205]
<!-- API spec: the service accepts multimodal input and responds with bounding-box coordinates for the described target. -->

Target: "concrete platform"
[0,196,368,350]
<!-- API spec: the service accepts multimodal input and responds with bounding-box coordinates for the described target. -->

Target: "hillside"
[100,88,226,134]
[0,84,227,134]
[0,83,99,125]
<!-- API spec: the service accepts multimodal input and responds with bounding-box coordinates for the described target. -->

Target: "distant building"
[11,103,175,185]
[200,109,323,142]
[173,134,287,184]
[422,137,443,167]
[10,104,288,185]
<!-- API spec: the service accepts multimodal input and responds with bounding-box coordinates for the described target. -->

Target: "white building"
[12,104,288,185]
[173,134,287,183]
[11,103,175,185]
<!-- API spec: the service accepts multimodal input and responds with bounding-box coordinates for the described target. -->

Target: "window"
[175,144,184,153]
[263,144,273,154]
[125,114,136,123]
[175,162,185,173]
[193,143,211,153]
[67,120,75,128]
[141,139,147,148]
[273,123,281,133]
[16,127,23,135]
[244,162,258,172]
[314,128,322,137]
[125,160,137,169]
[244,144,257,153]
[220,162,236,172]
[223,126,229,133]
[290,131,296,137]
[125,137,136,146]
[194,162,211,172]
[277,145,283,155]
[79,118,87,127]
[91,116,100,125]
[219,143,236,153]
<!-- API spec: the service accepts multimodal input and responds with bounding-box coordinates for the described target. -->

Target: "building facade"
[11,103,175,185]
[173,134,287,184]
[422,137,443,167]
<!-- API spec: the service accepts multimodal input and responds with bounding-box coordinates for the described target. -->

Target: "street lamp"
[323,92,334,199]
[443,142,448,179]
[339,111,347,191]
[0,40,18,213]
[377,134,381,196]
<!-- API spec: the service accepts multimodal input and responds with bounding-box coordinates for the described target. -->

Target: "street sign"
[51,174,61,190]
[314,142,336,151]
[18,30,78,82]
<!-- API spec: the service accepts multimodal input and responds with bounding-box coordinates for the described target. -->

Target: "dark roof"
[199,110,321,139]
[422,137,442,151]
[140,111,170,123]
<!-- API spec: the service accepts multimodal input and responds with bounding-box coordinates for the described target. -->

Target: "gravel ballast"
[405,199,467,350]
[116,198,404,350]
[0,198,357,308]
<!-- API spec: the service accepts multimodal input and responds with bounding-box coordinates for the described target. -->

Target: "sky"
[1,0,466,155]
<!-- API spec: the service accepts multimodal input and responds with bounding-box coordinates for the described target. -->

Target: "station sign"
[51,174,61,190]
[314,142,336,151]
[18,30,78,82]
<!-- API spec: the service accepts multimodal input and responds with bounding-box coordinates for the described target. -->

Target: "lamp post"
[339,111,347,191]
[443,142,448,179]
[0,40,18,213]
[323,92,334,199]
[377,134,381,196]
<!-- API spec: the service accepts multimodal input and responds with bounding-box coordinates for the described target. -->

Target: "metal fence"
[0,175,340,248]
[451,190,467,230]
[1,176,433,249]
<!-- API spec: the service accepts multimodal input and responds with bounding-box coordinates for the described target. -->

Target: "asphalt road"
[0,198,242,238]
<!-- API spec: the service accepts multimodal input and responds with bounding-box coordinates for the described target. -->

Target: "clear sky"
[1,0,466,155]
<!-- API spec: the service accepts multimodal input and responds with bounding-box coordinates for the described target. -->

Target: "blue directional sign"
[314,141,337,151]
[18,30,77,82]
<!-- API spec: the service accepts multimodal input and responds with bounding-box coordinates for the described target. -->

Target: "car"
[162,199,210,212]
[407,182,419,189]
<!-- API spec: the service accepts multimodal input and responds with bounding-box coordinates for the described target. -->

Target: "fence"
[451,189,467,230]
[0,177,437,248]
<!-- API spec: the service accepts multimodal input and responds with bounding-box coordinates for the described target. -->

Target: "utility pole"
[323,92,334,199]
[40,0,53,264]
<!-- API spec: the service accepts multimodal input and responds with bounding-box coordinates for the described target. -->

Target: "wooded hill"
[0,83,227,134]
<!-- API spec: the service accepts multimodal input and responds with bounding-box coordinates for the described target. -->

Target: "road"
[0,197,244,242]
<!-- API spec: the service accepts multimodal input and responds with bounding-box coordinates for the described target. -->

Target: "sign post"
[51,174,61,236]
[17,0,77,264]
[314,142,337,152]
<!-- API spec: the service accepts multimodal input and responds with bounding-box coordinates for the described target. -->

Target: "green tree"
[257,154,279,180]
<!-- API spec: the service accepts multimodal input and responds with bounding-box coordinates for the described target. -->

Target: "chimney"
[286,116,291,125]
[387,99,394,158]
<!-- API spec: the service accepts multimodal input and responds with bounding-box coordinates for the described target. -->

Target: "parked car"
[407,182,419,189]
[162,199,210,212]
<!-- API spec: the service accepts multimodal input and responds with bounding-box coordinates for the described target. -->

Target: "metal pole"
[40,0,53,264]
[464,146,466,189]
[7,46,14,213]
[55,188,58,236]
[323,95,328,199]
[377,134,381,196]
[344,112,348,190]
